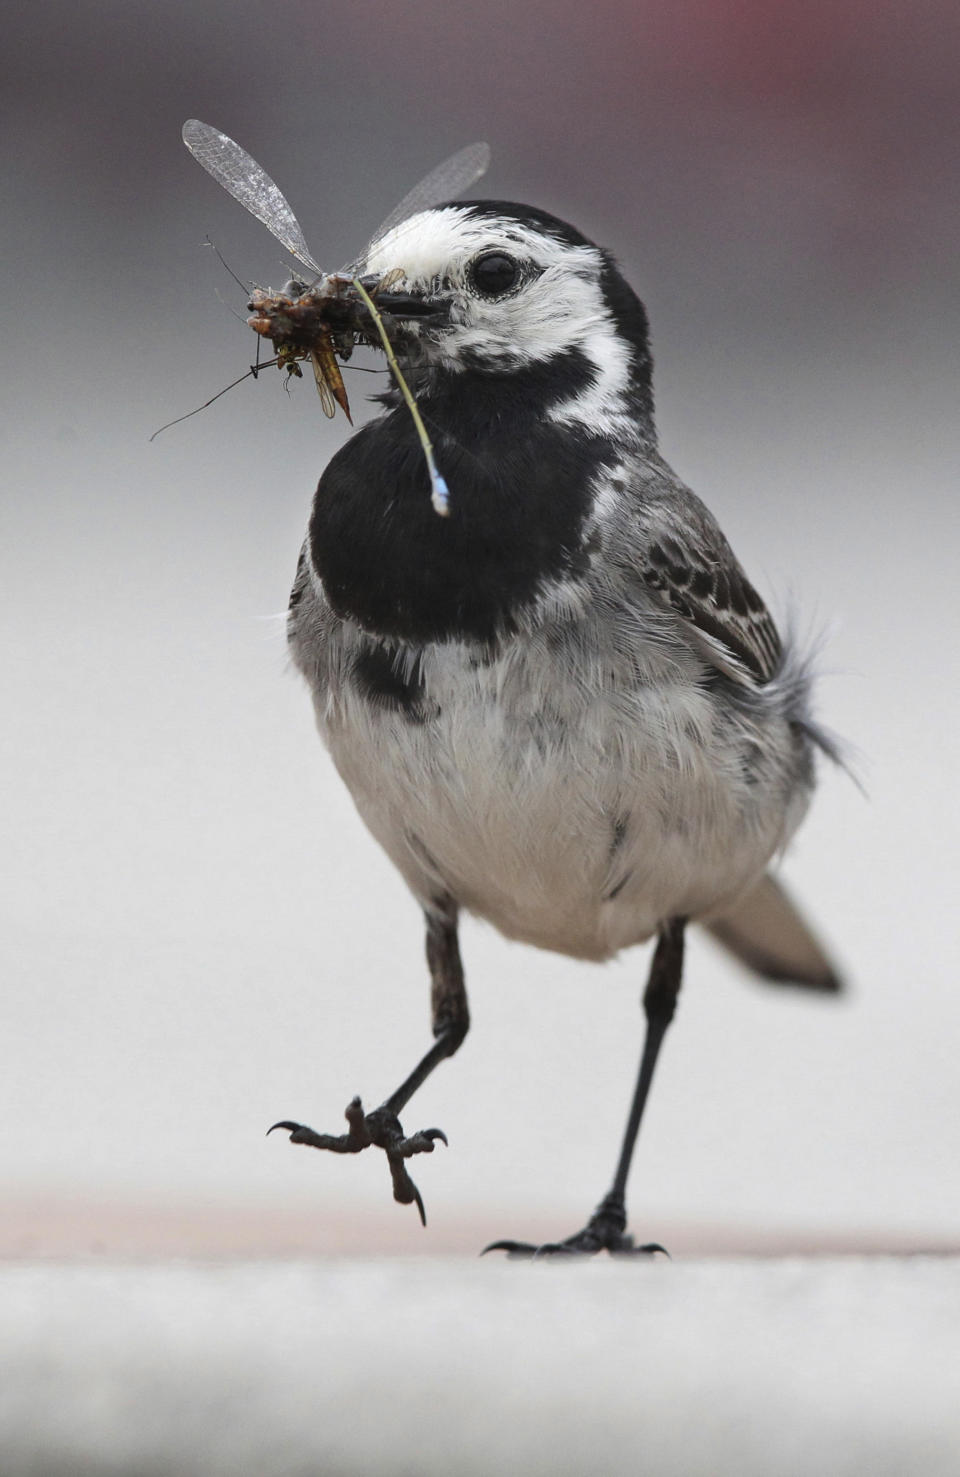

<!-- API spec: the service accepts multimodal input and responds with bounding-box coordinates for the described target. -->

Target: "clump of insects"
[164,121,491,515]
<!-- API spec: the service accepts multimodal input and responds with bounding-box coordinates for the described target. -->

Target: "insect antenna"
[150,359,280,441]
[202,235,252,292]
[214,285,252,326]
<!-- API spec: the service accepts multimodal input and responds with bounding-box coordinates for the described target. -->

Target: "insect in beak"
[246,275,363,421]
[244,271,443,424]
[176,121,489,513]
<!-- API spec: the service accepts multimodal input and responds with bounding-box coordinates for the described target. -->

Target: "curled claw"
[479,1239,591,1260]
[382,1126,448,1227]
[266,1119,347,1147]
[266,1099,370,1154]
[481,1234,670,1260]
[398,1127,448,1155]
[481,1240,540,1260]
[482,1188,669,1259]
[386,1154,429,1227]
[268,1096,447,1225]
[267,1120,300,1136]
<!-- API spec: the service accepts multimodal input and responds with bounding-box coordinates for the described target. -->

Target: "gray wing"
[638,493,782,685]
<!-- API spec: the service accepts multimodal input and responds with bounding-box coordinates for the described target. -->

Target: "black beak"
[371,291,449,322]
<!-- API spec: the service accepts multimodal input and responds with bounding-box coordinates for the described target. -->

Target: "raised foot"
[482,1193,669,1260]
[268,1095,447,1226]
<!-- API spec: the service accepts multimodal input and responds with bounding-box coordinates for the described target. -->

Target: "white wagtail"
[265,193,842,1257]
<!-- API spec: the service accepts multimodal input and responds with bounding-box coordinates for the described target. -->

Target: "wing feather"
[638,506,782,685]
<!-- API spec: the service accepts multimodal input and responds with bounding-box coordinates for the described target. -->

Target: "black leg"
[386,898,470,1114]
[485,918,686,1258]
[269,897,468,1225]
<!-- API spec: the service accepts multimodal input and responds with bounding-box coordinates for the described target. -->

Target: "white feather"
[363,207,638,435]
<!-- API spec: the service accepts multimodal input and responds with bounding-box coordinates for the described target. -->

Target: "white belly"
[319,642,806,961]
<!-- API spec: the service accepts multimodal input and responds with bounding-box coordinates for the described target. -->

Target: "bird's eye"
[470,251,520,297]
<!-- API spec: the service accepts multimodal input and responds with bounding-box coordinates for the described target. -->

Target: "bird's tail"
[703,872,843,993]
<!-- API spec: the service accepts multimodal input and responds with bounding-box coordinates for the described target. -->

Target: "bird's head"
[360,201,656,439]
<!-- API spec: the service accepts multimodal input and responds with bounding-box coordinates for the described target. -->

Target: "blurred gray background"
[2,0,958,1252]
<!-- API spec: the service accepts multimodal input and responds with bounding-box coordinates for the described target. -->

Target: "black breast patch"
[309,354,611,645]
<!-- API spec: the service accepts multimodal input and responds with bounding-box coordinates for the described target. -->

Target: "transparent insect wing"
[375,267,406,294]
[310,353,338,418]
[182,120,323,277]
[349,142,491,267]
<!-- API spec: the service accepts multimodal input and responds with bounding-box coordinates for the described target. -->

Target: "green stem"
[351,277,450,517]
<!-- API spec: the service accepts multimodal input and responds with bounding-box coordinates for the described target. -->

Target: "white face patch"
[361,206,638,432]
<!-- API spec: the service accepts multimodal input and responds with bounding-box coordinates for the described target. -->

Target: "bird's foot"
[268,1096,447,1226]
[483,1192,668,1260]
